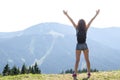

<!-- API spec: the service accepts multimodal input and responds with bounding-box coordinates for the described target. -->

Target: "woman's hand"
[86,9,100,29]
[63,10,68,15]
[63,10,77,28]
[96,9,100,15]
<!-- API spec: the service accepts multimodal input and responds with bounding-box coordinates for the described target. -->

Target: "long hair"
[77,19,86,31]
[76,19,87,43]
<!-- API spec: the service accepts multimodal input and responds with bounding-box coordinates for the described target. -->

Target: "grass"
[0,70,120,80]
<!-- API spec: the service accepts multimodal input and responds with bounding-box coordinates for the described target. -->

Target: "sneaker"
[87,73,91,78]
[72,73,78,80]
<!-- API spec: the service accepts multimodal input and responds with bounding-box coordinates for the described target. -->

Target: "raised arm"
[63,10,77,28]
[86,9,100,30]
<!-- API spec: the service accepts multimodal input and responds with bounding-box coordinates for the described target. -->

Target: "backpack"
[77,30,86,43]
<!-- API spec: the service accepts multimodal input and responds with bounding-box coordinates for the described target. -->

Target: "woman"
[63,9,100,79]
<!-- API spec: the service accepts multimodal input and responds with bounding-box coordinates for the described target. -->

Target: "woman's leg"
[83,49,90,73]
[74,50,81,74]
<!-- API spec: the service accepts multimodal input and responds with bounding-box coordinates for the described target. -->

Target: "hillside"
[0,22,120,73]
[0,70,120,80]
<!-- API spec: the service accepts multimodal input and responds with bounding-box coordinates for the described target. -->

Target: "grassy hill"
[0,70,120,80]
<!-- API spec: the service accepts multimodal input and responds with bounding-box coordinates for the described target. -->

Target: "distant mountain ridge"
[0,22,120,73]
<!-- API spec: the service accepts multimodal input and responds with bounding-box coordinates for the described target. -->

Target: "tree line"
[1,63,99,76]
[61,68,98,74]
[2,62,41,76]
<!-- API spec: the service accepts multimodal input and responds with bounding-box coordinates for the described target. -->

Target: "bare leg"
[74,50,81,74]
[83,49,90,73]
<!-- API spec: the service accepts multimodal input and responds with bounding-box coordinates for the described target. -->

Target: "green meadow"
[0,70,120,80]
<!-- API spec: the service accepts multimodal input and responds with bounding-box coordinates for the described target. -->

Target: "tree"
[31,66,35,74]
[65,69,70,73]
[69,69,73,73]
[63,68,99,74]
[17,67,20,74]
[2,63,10,76]
[81,68,87,73]
[10,65,20,75]
[34,62,41,74]
[60,70,64,74]
[2,63,42,76]
[21,63,27,74]
[65,69,73,74]
[28,66,32,74]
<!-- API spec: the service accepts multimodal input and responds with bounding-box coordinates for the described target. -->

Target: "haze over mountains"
[0,22,120,73]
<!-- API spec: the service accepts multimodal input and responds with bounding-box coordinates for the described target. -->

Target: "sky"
[0,0,120,32]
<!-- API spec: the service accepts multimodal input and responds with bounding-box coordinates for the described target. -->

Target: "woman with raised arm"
[63,9,100,80]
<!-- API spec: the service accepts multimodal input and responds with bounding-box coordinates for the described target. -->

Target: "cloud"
[8,59,13,63]
[21,58,26,62]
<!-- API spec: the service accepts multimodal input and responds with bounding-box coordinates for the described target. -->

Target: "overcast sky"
[0,0,120,32]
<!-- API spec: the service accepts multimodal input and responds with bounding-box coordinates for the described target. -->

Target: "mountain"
[87,27,120,50]
[0,22,120,73]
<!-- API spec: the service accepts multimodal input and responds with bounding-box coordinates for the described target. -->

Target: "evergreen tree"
[63,68,99,74]
[65,69,70,73]
[2,63,10,76]
[28,66,32,74]
[81,68,87,73]
[31,66,35,74]
[78,69,81,73]
[21,63,27,74]
[17,67,20,74]
[2,63,42,76]
[34,62,41,74]
[65,69,73,74]
[69,69,73,73]
[10,65,19,75]
[60,70,64,74]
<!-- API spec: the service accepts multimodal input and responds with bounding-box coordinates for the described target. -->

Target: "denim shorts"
[76,43,88,50]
